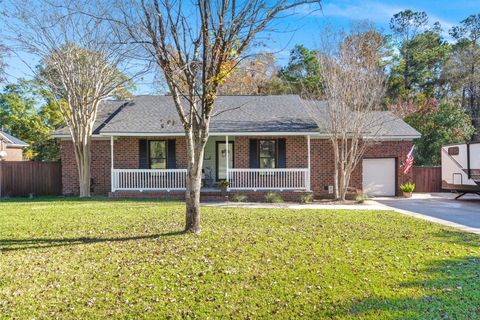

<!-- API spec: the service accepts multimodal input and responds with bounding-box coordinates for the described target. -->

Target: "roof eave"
[98,131,323,137]
[0,132,13,144]
[363,135,421,140]
[6,143,29,148]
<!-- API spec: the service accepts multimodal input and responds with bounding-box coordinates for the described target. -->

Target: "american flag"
[402,145,415,175]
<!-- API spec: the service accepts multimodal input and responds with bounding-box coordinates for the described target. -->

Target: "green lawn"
[1,199,480,319]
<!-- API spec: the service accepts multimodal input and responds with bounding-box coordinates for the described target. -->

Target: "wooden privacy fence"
[412,166,442,192]
[0,161,62,197]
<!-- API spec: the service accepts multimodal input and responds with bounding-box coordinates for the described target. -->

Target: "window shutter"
[277,139,286,168]
[139,139,148,169]
[249,139,259,168]
[167,140,176,169]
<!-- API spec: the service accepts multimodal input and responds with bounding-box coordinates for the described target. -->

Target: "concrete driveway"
[373,193,480,233]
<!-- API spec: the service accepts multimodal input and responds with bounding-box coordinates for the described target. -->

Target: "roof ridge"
[105,94,302,100]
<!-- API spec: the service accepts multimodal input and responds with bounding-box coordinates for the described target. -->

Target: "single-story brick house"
[0,130,29,161]
[53,95,420,200]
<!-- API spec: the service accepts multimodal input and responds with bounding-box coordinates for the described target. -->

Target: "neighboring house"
[53,95,420,200]
[0,131,29,161]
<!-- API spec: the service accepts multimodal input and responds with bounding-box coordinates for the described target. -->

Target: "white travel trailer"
[441,142,480,199]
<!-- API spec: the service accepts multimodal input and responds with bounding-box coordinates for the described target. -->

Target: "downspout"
[111,136,115,192]
[225,135,229,191]
[307,135,311,191]
[467,143,471,180]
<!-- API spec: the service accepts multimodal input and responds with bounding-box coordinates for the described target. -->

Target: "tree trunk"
[338,166,347,201]
[74,138,91,197]
[185,162,203,233]
[79,158,91,197]
[404,49,409,94]
[331,139,340,200]
[184,132,207,234]
[333,166,339,200]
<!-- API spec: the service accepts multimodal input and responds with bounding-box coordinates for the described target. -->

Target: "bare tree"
[0,0,8,81]
[0,43,6,82]
[305,25,387,200]
[111,0,320,233]
[10,0,138,197]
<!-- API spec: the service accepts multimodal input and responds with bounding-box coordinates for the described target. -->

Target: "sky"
[1,0,479,95]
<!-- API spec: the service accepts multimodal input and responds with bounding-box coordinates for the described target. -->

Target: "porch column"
[307,135,311,191]
[110,136,115,192]
[225,135,229,185]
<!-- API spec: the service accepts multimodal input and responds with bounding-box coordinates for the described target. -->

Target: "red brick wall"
[364,141,414,194]
[112,137,188,168]
[310,139,414,197]
[234,136,309,168]
[234,137,249,168]
[60,137,188,195]
[60,136,413,197]
[113,137,138,169]
[310,139,335,197]
[109,190,313,202]
[175,138,188,168]
[60,139,111,195]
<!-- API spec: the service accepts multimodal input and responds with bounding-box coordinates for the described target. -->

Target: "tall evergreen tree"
[444,14,480,141]
[388,11,450,100]
[389,10,428,96]
[277,45,323,98]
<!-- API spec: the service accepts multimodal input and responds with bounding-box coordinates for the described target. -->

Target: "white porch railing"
[111,168,310,192]
[227,168,310,191]
[112,169,187,192]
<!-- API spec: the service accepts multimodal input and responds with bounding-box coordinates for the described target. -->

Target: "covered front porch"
[109,135,312,193]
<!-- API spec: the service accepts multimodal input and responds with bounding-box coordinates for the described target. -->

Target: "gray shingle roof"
[370,112,422,137]
[53,95,420,138]
[54,100,128,136]
[0,131,29,147]
[99,95,318,134]
[305,102,421,138]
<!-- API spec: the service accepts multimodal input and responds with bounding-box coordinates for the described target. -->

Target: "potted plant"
[400,182,415,198]
[217,180,229,191]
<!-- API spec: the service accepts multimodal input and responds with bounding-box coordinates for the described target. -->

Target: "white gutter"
[6,143,29,148]
[97,131,323,137]
[53,132,419,140]
[363,135,421,140]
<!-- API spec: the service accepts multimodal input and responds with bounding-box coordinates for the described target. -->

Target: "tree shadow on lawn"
[0,230,185,252]
[432,229,480,248]
[0,195,181,203]
[325,231,480,319]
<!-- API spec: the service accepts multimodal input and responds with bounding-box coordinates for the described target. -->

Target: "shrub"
[400,182,415,193]
[231,193,249,202]
[217,180,229,190]
[265,192,284,203]
[355,194,365,203]
[299,193,314,204]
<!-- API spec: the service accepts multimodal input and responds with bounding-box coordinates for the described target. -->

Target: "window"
[149,141,167,169]
[259,140,276,168]
[448,146,459,156]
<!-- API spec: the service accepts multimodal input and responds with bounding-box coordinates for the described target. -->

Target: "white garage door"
[362,158,396,197]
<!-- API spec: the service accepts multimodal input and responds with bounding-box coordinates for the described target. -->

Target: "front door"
[216,142,234,180]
